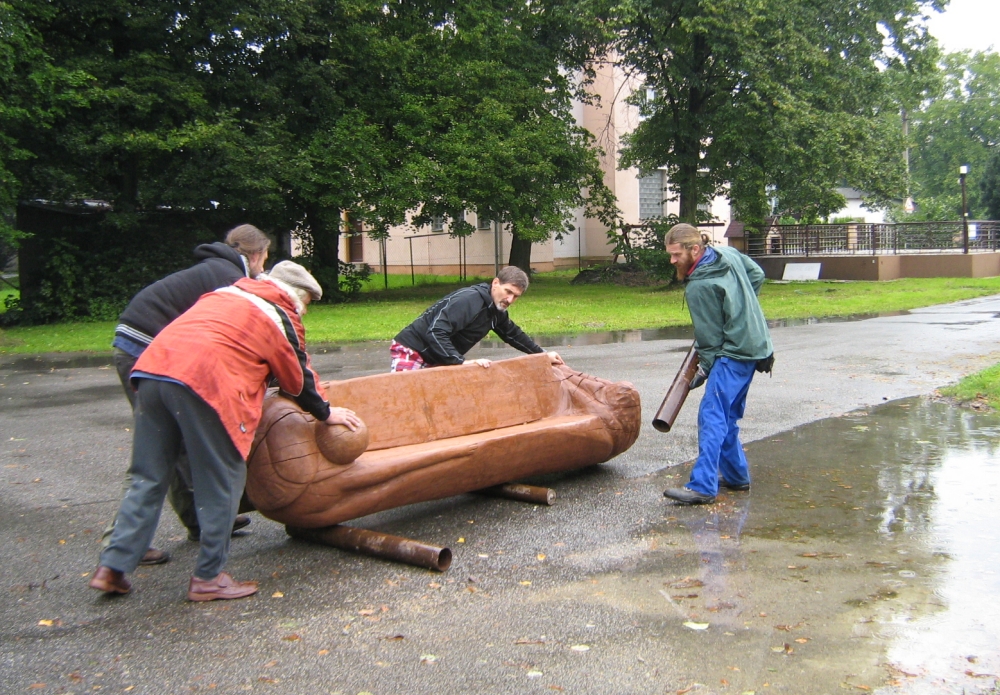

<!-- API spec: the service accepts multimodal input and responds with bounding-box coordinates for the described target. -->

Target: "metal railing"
[746,221,1000,257]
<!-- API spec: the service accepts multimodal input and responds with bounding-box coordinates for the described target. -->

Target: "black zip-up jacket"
[394,283,544,365]
[114,242,248,349]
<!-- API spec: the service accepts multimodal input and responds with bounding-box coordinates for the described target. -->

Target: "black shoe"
[138,548,170,565]
[720,479,750,491]
[188,515,252,542]
[663,487,716,505]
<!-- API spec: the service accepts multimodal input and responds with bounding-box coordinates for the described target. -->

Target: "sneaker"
[719,479,750,492]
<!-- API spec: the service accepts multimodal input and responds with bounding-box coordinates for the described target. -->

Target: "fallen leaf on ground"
[683,622,710,631]
[271,591,283,598]
[570,645,591,652]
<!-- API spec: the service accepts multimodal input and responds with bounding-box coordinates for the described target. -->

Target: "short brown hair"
[224,224,271,256]
[496,266,529,291]
[664,223,708,250]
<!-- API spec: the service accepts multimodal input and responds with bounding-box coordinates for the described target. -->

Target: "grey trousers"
[100,379,246,579]
[100,349,198,548]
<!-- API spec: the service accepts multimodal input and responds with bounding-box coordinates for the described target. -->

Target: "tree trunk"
[677,157,700,224]
[307,205,341,298]
[507,229,532,274]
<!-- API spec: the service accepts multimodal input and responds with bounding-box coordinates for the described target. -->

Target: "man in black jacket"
[390,266,563,371]
[104,224,271,564]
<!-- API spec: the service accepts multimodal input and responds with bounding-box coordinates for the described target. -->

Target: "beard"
[673,251,696,277]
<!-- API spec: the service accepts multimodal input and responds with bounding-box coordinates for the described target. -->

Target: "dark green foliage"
[6,203,225,325]
[981,148,1000,220]
[906,51,1000,221]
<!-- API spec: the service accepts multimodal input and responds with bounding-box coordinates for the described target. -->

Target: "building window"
[477,215,492,230]
[431,215,445,232]
[638,171,665,219]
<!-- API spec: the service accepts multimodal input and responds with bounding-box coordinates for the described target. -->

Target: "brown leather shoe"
[187,572,258,602]
[139,548,170,566]
[89,566,131,595]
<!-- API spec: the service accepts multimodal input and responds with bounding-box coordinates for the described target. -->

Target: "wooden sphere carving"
[314,419,369,465]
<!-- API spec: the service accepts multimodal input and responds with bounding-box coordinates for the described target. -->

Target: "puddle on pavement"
[548,397,999,694]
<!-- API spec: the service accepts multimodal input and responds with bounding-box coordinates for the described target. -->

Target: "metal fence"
[746,221,1000,257]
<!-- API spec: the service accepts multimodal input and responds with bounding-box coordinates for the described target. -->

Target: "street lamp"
[960,165,970,254]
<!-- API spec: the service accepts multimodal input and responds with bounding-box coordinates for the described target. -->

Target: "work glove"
[755,353,775,375]
[689,365,708,390]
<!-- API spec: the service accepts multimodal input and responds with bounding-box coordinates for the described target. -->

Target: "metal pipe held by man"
[652,344,699,433]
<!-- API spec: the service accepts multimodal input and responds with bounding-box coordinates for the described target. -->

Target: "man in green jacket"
[663,224,774,505]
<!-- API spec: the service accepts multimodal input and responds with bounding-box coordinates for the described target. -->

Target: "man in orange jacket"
[90,262,361,601]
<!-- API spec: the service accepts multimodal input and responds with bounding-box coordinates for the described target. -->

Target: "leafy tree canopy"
[610,0,941,229]
[906,50,1000,220]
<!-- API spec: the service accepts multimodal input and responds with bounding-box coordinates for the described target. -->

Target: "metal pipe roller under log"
[287,525,453,571]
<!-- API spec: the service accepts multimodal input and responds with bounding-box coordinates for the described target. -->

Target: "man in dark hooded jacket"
[103,224,270,563]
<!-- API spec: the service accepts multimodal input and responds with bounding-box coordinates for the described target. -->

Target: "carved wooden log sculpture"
[245,353,641,528]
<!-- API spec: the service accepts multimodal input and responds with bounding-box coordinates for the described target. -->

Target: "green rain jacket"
[685,245,773,373]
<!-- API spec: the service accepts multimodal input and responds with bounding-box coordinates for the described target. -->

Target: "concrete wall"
[753,253,1000,281]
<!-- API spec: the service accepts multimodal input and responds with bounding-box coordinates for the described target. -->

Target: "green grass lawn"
[939,363,1000,409]
[3,274,1000,354]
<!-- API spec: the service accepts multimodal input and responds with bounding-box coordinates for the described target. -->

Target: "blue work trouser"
[100,379,246,579]
[687,357,757,497]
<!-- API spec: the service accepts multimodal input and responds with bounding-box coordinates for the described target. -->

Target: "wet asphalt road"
[2,294,1000,695]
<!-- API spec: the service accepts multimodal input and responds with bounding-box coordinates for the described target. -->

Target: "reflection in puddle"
[740,398,1000,694]
[546,398,999,694]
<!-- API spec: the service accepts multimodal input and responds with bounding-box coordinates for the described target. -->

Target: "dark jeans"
[101,379,246,578]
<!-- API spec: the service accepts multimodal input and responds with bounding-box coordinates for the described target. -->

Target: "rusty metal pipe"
[287,525,452,571]
[652,344,699,433]
[478,483,556,506]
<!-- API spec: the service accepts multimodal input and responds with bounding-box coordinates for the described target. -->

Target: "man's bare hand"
[546,351,564,366]
[325,407,362,431]
[468,358,491,368]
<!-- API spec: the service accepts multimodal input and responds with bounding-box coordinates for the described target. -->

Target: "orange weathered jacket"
[133,276,331,458]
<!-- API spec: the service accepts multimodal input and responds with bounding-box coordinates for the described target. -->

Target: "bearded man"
[662,224,774,505]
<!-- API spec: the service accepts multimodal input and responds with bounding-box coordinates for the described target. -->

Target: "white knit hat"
[267,261,323,301]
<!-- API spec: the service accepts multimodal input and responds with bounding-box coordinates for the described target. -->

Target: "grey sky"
[924,0,998,54]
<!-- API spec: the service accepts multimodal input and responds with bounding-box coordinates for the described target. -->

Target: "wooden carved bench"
[245,353,641,531]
